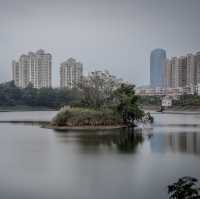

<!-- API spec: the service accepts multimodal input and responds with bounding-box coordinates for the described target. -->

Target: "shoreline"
[0,121,49,125]
[45,125,128,131]
[143,105,200,114]
[0,120,128,131]
[153,110,200,115]
[147,110,200,115]
[0,106,57,112]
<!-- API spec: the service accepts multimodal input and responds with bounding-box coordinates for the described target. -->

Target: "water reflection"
[150,132,200,155]
[54,129,144,153]
[1,112,200,199]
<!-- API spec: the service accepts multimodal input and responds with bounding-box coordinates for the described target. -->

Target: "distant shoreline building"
[12,49,52,88]
[60,58,83,88]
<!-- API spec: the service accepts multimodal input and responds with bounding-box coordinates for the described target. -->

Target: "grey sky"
[1,0,200,87]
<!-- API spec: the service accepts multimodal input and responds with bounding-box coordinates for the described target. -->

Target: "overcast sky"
[0,0,200,87]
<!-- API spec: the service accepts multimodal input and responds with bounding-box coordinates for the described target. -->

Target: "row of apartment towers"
[150,49,200,88]
[12,50,83,89]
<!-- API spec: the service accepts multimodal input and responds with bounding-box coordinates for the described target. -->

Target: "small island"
[49,71,152,131]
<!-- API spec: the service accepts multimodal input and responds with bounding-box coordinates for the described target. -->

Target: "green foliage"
[0,81,22,106]
[52,107,122,127]
[113,83,144,125]
[0,81,81,108]
[138,95,161,106]
[78,70,122,109]
[53,71,149,127]
[168,177,200,199]
[173,95,200,106]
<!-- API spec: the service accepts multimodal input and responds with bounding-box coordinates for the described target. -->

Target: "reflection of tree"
[114,130,144,153]
[69,129,144,153]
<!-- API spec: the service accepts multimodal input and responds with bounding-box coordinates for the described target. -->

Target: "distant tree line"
[173,94,200,106]
[0,81,81,108]
[138,95,161,106]
[139,94,200,107]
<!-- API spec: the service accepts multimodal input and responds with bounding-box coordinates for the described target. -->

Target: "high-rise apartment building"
[164,59,172,88]
[165,57,177,88]
[156,51,200,89]
[150,49,167,88]
[175,56,187,88]
[12,61,20,87]
[195,52,200,85]
[186,54,196,86]
[60,58,83,88]
[12,49,52,88]
[170,57,177,88]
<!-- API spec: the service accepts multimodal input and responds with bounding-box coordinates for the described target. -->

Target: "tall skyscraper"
[12,49,52,88]
[60,58,83,88]
[150,48,167,88]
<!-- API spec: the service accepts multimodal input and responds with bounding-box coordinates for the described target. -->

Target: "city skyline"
[12,50,84,89]
[11,48,200,89]
[10,48,200,90]
[1,0,200,87]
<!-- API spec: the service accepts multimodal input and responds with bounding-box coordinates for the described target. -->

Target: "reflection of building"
[12,49,52,88]
[150,134,169,153]
[60,58,83,88]
[150,132,200,155]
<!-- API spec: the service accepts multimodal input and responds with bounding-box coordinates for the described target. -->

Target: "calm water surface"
[0,111,200,199]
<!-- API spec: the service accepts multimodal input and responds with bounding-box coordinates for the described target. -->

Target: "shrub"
[52,107,123,127]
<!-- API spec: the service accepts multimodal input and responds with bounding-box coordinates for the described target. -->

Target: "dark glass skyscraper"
[150,48,167,87]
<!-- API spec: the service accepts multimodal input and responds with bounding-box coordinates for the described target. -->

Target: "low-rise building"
[162,96,172,107]
[136,86,195,97]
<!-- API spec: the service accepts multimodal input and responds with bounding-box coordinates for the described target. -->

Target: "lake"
[0,111,200,199]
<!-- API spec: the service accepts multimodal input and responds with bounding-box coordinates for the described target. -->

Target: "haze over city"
[2,1,200,199]
[1,0,200,87]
